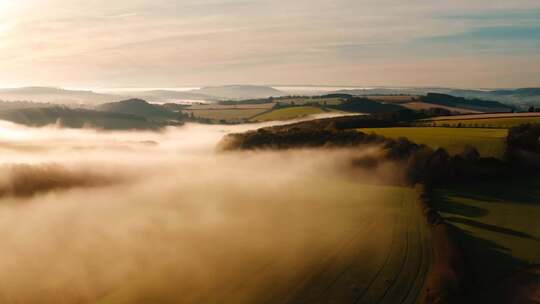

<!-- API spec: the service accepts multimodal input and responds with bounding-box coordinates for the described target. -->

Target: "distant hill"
[122,90,218,102]
[329,87,540,110]
[0,106,172,130]
[0,87,123,105]
[485,88,540,97]
[190,85,284,99]
[420,93,514,113]
[448,88,540,109]
[0,100,53,110]
[0,86,285,105]
[96,99,183,122]
[161,103,190,111]
[6,86,539,110]
[332,88,437,96]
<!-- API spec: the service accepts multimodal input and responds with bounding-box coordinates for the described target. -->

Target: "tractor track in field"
[277,217,380,304]
[401,204,431,304]
[377,201,411,303]
[212,189,431,304]
[353,206,401,304]
[285,217,384,303]
[355,193,429,304]
[388,199,428,304]
[353,195,409,304]
[374,196,411,304]
[380,194,431,304]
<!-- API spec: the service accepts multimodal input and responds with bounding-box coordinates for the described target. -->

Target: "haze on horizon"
[0,0,539,89]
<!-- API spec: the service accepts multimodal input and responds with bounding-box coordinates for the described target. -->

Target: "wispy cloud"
[426,25,540,42]
[443,9,540,22]
[102,12,139,19]
[0,0,539,88]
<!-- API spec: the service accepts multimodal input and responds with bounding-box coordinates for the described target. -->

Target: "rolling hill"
[328,97,406,113]
[0,87,123,105]
[330,87,540,109]
[419,93,514,113]
[120,90,218,103]
[96,99,183,122]
[0,100,54,110]
[448,88,540,109]
[4,86,540,112]
[0,107,168,130]
[0,85,286,105]
[190,85,284,99]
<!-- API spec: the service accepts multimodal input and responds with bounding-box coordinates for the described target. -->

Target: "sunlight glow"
[0,1,13,14]
[0,121,33,141]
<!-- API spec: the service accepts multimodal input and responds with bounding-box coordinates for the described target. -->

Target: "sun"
[0,0,9,11]
[0,1,18,35]
[0,1,18,16]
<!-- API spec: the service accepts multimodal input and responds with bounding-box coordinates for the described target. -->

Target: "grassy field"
[366,96,418,103]
[251,106,336,122]
[186,103,275,110]
[424,113,540,121]
[427,117,540,128]
[275,97,343,106]
[183,108,267,122]
[182,103,274,122]
[97,183,431,304]
[421,113,540,128]
[401,102,479,113]
[358,127,508,158]
[363,96,477,113]
[432,177,540,301]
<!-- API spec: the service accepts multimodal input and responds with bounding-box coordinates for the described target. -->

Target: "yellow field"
[421,113,540,128]
[183,108,267,121]
[251,106,332,122]
[401,102,479,113]
[359,127,508,158]
[96,182,431,304]
[275,97,343,106]
[426,116,540,128]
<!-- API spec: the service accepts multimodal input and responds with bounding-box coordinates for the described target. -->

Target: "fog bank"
[0,120,401,303]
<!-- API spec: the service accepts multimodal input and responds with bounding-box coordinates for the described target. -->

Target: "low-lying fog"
[0,120,399,303]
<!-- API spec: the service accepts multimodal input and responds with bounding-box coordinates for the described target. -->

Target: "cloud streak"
[0,0,539,88]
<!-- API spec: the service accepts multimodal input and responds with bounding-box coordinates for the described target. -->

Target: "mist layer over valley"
[0,121,429,303]
[1,0,540,301]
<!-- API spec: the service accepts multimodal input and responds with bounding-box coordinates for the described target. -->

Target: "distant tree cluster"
[219,128,387,151]
[506,124,540,169]
[312,94,353,99]
[220,116,538,187]
[420,93,514,112]
[218,99,274,106]
[327,97,405,113]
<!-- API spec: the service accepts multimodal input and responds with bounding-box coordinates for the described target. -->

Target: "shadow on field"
[445,224,528,304]
[448,179,540,206]
[445,217,536,240]
[432,194,488,218]
[431,179,540,304]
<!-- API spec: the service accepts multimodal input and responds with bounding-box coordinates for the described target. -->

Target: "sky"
[0,0,539,88]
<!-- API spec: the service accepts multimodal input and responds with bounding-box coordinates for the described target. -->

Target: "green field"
[432,177,540,301]
[96,183,431,304]
[183,108,267,122]
[275,97,343,106]
[182,103,275,123]
[359,127,508,158]
[278,97,341,105]
[424,116,540,128]
[251,106,335,122]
